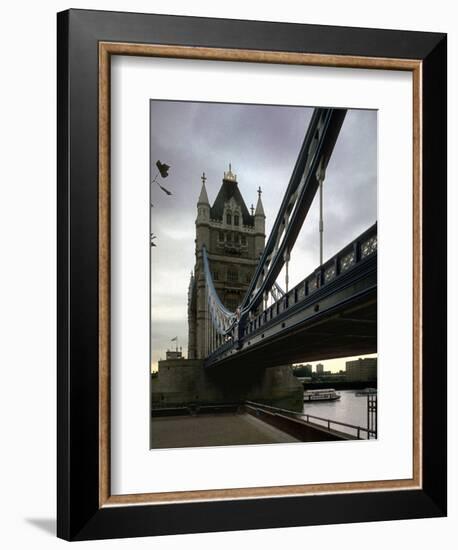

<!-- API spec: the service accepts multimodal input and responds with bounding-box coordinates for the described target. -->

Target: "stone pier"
[151,358,303,412]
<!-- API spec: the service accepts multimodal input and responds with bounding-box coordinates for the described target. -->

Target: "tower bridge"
[152,107,377,414]
[205,222,376,371]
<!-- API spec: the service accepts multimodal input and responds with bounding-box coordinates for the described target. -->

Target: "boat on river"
[303,388,341,402]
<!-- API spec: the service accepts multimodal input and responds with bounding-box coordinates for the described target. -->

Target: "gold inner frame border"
[98,42,422,507]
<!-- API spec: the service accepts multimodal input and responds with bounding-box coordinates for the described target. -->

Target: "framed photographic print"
[57,9,447,541]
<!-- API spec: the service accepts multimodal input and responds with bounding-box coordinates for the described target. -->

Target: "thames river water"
[302,389,374,438]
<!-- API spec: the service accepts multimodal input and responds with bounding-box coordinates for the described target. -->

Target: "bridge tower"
[188,166,266,359]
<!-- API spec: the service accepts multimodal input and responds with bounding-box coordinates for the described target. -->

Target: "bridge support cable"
[318,160,325,266]
[202,245,239,354]
[284,250,291,293]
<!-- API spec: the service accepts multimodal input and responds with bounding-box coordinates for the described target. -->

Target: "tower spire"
[255,186,265,217]
[197,171,210,205]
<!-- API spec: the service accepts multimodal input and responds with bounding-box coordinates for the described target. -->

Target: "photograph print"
[149,100,377,449]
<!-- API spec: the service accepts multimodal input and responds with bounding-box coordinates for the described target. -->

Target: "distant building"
[345,357,377,383]
[293,364,313,377]
[316,363,324,375]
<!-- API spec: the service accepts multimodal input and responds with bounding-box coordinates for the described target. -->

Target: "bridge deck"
[205,223,377,369]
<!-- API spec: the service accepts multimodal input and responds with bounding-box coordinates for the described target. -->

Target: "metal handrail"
[245,401,376,440]
[301,412,373,440]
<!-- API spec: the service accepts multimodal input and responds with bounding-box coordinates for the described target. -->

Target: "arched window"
[234,214,239,226]
[226,213,232,225]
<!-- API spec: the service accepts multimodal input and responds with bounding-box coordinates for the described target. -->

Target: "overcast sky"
[150,100,377,371]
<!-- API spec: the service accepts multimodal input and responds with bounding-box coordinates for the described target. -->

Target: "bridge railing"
[246,401,377,440]
[205,339,232,361]
[300,411,376,440]
[243,223,377,338]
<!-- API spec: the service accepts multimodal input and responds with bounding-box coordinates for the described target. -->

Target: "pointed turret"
[197,172,210,206]
[254,186,265,257]
[196,172,210,250]
[255,186,265,217]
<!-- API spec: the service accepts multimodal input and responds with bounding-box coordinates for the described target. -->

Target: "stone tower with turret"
[187,166,266,359]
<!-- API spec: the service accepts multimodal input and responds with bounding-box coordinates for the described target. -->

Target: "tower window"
[234,214,239,226]
[227,269,238,282]
[226,213,232,225]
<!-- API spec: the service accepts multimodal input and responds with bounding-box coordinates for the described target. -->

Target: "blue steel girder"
[204,223,377,369]
[239,108,347,318]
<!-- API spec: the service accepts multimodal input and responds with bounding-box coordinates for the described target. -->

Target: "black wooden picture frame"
[57,8,447,541]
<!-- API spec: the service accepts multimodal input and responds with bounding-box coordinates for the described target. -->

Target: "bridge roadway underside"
[206,290,377,371]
